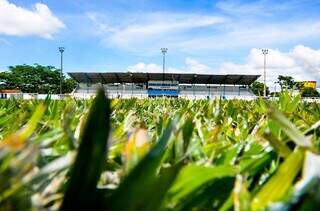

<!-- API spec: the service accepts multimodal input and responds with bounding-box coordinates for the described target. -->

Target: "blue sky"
[0,0,320,86]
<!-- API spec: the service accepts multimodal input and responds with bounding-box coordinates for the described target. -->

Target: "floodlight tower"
[161,48,168,81]
[262,49,268,97]
[59,47,65,95]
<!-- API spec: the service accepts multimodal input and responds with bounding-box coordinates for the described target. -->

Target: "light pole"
[161,48,168,82]
[59,47,65,95]
[262,49,268,97]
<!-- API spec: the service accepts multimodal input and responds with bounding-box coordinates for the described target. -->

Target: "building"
[302,81,317,89]
[0,89,22,99]
[68,72,260,99]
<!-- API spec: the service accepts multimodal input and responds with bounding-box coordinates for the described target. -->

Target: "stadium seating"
[73,83,256,99]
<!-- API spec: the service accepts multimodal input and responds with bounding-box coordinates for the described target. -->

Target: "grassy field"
[0,89,320,210]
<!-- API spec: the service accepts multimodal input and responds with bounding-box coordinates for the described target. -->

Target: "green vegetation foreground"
[0,90,320,210]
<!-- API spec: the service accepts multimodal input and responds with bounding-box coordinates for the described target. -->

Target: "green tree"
[250,81,269,96]
[301,87,319,98]
[277,75,295,90]
[0,64,77,94]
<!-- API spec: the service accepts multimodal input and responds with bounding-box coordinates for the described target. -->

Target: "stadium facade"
[68,72,260,99]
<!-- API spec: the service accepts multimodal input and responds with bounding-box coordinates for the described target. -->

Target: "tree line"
[0,64,77,94]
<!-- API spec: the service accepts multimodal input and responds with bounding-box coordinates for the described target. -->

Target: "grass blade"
[251,148,305,210]
[60,88,110,210]
[269,108,312,148]
[109,120,174,211]
[263,131,292,158]
[233,175,251,211]
[166,165,237,206]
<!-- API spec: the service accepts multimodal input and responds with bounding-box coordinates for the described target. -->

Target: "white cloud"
[176,20,320,52]
[127,46,320,89]
[127,63,162,73]
[247,48,296,69]
[216,0,308,16]
[219,45,320,89]
[0,0,65,38]
[0,38,10,45]
[127,58,213,74]
[185,58,212,73]
[292,45,320,73]
[87,5,320,54]
[216,0,270,16]
[87,11,227,51]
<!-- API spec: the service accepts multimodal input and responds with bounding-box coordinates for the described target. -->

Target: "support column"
[193,83,195,99]
[117,84,119,97]
[122,83,125,98]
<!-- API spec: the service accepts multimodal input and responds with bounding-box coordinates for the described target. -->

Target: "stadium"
[68,72,260,99]
[2,1,320,210]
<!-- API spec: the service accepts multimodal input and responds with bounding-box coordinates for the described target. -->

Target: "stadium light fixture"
[262,49,268,97]
[59,47,65,95]
[161,48,168,82]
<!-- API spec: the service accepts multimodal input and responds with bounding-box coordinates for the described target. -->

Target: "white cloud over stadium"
[127,57,211,74]
[128,45,320,90]
[219,45,320,88]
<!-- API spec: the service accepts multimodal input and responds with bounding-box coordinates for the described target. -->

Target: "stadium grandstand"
[68,72,260,99]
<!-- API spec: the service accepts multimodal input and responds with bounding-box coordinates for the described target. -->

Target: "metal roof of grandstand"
[68,72,260,85]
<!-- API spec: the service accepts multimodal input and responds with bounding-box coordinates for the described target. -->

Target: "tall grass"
[0,90,320,210]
